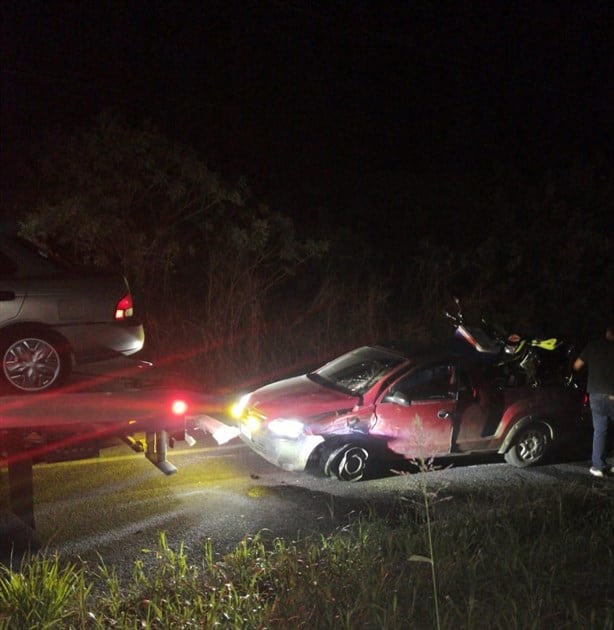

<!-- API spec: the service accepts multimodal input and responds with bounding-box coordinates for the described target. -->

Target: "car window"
[0,236,67,277]
[0,251,19,277]
[310,346,405,395]
[389,363,456,401]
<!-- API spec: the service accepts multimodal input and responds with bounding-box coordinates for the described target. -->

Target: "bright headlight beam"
[268,419,304,439]
[245,415,262,433]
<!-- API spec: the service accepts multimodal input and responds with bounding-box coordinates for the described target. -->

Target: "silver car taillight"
[115,293,134,320]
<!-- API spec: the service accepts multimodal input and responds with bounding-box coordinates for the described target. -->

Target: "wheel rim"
[336,445,369,481]
[3,338,62,391]
[516,429,547,462]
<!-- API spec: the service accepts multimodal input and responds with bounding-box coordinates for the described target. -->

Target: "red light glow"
[115,293,134,320]
[171,399,188,415]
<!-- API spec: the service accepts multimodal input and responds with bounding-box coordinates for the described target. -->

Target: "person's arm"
[573,356,585,372]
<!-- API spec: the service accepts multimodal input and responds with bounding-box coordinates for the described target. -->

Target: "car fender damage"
[239,428,325,473]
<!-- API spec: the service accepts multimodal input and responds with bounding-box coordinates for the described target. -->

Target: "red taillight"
[115,293,134,320]
[171,400,188,416]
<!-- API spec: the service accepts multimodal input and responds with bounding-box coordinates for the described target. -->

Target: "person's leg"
[606,398,614,470]
[590,394,610,471]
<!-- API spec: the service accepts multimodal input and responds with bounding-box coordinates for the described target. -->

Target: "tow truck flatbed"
[0,358,223,531]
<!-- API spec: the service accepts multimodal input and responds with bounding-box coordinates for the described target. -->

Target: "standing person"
[573,325,614,478]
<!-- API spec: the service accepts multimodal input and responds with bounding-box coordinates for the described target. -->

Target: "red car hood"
[248,375,358,420]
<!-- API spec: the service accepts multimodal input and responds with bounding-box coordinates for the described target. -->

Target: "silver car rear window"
[0,236,66,277]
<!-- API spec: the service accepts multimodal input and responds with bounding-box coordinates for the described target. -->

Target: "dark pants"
[589,393,614,471]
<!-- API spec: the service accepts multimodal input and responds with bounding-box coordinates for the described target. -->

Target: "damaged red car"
[231,344,586,481]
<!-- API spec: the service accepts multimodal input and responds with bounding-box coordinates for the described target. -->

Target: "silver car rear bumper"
[60,321,145,361]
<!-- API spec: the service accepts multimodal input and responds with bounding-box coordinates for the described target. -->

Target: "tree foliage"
[14,112,612,384]
[391,159,614,345]
[18,113,329,380]
[464,160,613,341]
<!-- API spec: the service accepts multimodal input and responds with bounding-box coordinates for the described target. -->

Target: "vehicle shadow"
[362,433,593,482]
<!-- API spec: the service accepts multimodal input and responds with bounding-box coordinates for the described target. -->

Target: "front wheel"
[1,327,71,393]
[504,423,550,467]
[323,443,370,482]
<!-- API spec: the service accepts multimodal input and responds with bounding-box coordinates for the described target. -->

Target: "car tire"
[0,327,72,394]
[323,443,370,482]
[504,423,550,468]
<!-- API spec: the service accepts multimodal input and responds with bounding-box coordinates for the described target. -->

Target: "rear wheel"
[323,443,370,482]
[504,423,550,467]
[0,327,71,393]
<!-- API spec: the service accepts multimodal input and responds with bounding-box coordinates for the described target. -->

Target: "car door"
[372,361,458,460]
[448,366,505,451]
[453,375,505,450]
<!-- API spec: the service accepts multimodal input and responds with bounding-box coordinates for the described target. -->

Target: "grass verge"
[0,482,612,629]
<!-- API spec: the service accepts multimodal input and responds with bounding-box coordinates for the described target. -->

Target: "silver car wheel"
[504,424,550,467]
[518,430,545,460]
[3,337,63,392]
[324,443,369,482]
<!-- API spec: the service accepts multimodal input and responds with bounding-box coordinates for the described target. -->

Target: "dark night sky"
[1,1,612,197]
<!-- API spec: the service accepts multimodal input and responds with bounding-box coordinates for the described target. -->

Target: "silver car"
[0,233,144,393]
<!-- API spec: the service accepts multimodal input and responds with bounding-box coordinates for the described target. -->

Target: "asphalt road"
[0,432,607,576]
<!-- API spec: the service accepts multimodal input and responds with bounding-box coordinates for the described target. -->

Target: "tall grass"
[143,271,404,390]
[0,554,90,629]
[1,482,612,629]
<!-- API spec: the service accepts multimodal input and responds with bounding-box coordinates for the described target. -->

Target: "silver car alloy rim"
[517,429,546,462]
[3,337,61,391]
[337,446,369,481]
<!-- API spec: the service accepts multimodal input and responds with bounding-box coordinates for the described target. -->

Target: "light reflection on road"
[2,434,602,573]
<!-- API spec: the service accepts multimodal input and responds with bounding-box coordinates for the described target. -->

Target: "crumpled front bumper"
[237,423,324,472]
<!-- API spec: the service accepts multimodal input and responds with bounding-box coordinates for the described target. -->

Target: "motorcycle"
[444,297,573,387]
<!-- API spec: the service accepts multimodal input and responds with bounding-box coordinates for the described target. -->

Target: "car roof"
[0,233,68,276]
